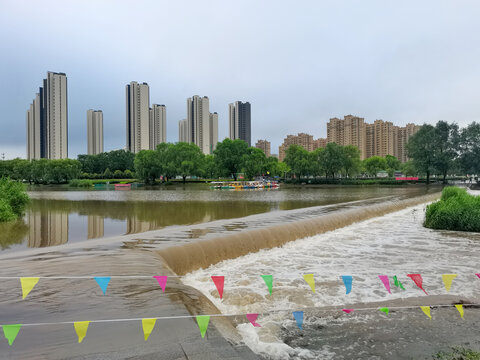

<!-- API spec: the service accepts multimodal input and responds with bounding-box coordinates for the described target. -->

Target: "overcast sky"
[1,0,480,159]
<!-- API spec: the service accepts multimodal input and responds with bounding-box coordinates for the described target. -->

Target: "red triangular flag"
[211,276,224,299]
[153,276,168,293]
[342,309,354,314]
[475,273,480,279]
[246,313,261,327]
[407,274,428,295]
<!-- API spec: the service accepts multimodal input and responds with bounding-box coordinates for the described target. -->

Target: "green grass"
[69,179,94,187]
[433,347,480,359]
[0,177,29,222]
[425,187,480,232]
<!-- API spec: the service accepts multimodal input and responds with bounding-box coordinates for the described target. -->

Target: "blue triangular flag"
[94,277,111,295]
[293,311,304,330]
[342,275,352,294]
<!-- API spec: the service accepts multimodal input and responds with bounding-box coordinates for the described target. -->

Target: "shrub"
[0,178,29,222]
[433,347,480,360]
[425,187,480,232]
[113,170,124,179]
[69,179,93,188]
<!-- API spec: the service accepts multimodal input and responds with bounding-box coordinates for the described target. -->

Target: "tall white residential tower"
[87,109,104,155]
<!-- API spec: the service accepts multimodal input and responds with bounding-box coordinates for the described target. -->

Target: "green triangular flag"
[3,324,22,346]
[379,307,389,315]
[393,276,405,290]
[196,316,210,338]
[261,275,273,295]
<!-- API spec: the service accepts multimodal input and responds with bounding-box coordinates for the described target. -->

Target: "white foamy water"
[182,203,480,359]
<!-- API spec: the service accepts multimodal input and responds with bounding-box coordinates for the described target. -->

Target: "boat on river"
[210,181,279,190]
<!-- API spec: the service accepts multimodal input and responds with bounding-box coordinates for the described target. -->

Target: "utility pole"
[1,153,5,160]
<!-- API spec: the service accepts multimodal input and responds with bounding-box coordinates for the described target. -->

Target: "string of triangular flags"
[9,273,480,299]
[1,302,473,346]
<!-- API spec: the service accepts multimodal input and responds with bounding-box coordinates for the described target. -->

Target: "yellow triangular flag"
[420,306,432,320]
[442,274,457,292]
[303,274,315,293]
[142,318,156,341]
[74,321,90,343]
[455,304,464,319]
[20,277,39,299]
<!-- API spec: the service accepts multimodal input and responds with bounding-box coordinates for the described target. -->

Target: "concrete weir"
[157,192,441,275]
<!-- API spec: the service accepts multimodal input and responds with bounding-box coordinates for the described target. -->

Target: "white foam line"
[11,303,479,327]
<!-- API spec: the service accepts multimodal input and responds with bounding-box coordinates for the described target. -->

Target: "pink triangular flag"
[476,273,480,279]
[153,276,168,293]
[246,313,261,327]
[211,276,224,299]
[407,274,428,295]
[378,275,391,294]
[342,309,354,314]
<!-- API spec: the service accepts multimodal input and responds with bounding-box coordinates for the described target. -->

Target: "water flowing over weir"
[157,192,441,275]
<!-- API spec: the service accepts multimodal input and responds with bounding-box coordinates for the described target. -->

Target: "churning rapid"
[182,200,480,359]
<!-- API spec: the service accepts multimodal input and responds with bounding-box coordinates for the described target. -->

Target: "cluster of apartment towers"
[26,72,420,163]
[26,72,252,159]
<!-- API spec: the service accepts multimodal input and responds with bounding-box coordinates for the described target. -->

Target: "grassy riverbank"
[425,187,480,232]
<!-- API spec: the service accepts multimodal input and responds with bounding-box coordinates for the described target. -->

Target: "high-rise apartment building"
[229,101,251,146]
[183,96,217,154]
[149,104,166,150]
[255,139,271,157]
[278,133,326,162]
[178,119,188,142]
[209,112,219,152]
[126,81,150,153]
[326,115,419,161]
[26,72,68,160]
[327,115,366,159]
[87,110,103,155]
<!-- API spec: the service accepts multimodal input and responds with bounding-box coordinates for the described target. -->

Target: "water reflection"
[27,211,68,247]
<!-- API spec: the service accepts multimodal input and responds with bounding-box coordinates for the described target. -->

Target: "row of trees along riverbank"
[0,121,478,185]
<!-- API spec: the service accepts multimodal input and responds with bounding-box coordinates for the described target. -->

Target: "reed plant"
[425,187,480,232]
[68,179,94,188]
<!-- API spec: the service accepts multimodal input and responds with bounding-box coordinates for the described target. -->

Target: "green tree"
[364,156,387,178]
[124,169,135,179]
[458,122,480,176]
[242,147,267,180]
[134,150,161,184]
[342,145,361,178]
[168,142,204,183]
[103,168,113,179]
[432,121,460,183]
[401,160,417,177]
[284,145,311,178]
[385,155,401,177]
[320,143,345,179]
[202,155,218,179]
[213,139,249,181]
[407,124,436,184]
[113,170,124,179]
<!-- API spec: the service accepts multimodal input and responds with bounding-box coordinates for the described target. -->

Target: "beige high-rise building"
[87,110,103,155]
[26,93,42,160]
[209,112,219,152]
[185,96,217,154]
[149,104,166,150]
[178,119,188,142]
[26,72,68,160]
[255,139,271,157]
[278,133,327,162]
[327,115,419,162]
[393,123,420,162]
[327,115,366,159]
[126,81,150,153]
